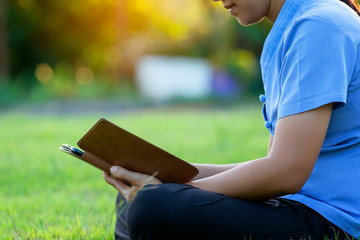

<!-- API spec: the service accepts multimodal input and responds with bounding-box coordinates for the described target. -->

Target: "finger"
[128,187,141,202]
[126,175,162,202]
[103,171,127,190]
[110,166,149,186]
[103,171,131,197]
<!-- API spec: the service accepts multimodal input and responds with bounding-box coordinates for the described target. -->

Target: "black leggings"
[114,183,350,240]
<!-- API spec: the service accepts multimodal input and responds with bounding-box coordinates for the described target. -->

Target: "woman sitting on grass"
[104,0,360,239]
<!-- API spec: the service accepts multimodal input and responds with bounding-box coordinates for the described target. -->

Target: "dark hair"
[340,0,360,16]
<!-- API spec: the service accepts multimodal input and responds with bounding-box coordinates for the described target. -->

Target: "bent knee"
[127,183,192,239]
[127,184,165,225]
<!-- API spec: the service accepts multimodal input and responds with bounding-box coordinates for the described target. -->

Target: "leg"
[125,183,349,240]
[115,193,131,240]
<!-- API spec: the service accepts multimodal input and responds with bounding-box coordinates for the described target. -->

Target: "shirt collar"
[260,0,304,77]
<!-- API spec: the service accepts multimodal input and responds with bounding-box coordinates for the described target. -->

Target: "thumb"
[110,166,149,185]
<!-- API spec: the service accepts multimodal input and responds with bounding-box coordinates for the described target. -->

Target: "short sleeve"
[277,18,356,119]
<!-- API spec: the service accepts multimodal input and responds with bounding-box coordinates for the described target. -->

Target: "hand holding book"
[103,166,162,201]
[60,118,199,184]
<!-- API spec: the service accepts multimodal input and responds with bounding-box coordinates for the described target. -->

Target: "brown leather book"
[59,118,199,183]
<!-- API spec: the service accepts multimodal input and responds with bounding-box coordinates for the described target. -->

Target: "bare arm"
[193,131,274,180]
[189,104,333,200]
[192,163,245,180]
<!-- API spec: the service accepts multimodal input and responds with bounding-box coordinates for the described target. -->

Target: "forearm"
[191,163,245,180]
[189,156,300,200]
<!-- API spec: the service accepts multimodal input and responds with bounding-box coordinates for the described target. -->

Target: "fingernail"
[110,166,119,174]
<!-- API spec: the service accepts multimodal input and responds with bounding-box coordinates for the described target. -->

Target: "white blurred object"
[136,55,212,102]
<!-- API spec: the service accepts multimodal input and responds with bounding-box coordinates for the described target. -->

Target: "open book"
[59,118,198,183]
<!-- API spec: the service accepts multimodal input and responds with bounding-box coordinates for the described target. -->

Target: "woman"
[104,0,360,239]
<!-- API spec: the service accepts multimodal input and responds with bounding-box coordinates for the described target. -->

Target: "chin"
[236,16,264,26]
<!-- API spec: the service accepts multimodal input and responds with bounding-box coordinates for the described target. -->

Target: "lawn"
[0,105,269,239]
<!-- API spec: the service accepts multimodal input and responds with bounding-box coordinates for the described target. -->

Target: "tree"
[0,0,9,81]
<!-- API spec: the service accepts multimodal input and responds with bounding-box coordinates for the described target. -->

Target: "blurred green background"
[0,0,272,105]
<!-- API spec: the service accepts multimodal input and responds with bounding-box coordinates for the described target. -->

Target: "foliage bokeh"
[1,0,273,101]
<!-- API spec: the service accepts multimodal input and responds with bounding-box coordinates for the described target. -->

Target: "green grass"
[0,106,268,239]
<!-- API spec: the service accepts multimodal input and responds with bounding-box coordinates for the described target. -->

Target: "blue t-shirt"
[260,0,360,238]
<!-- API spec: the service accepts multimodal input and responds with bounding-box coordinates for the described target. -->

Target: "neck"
[266,0,286,23]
